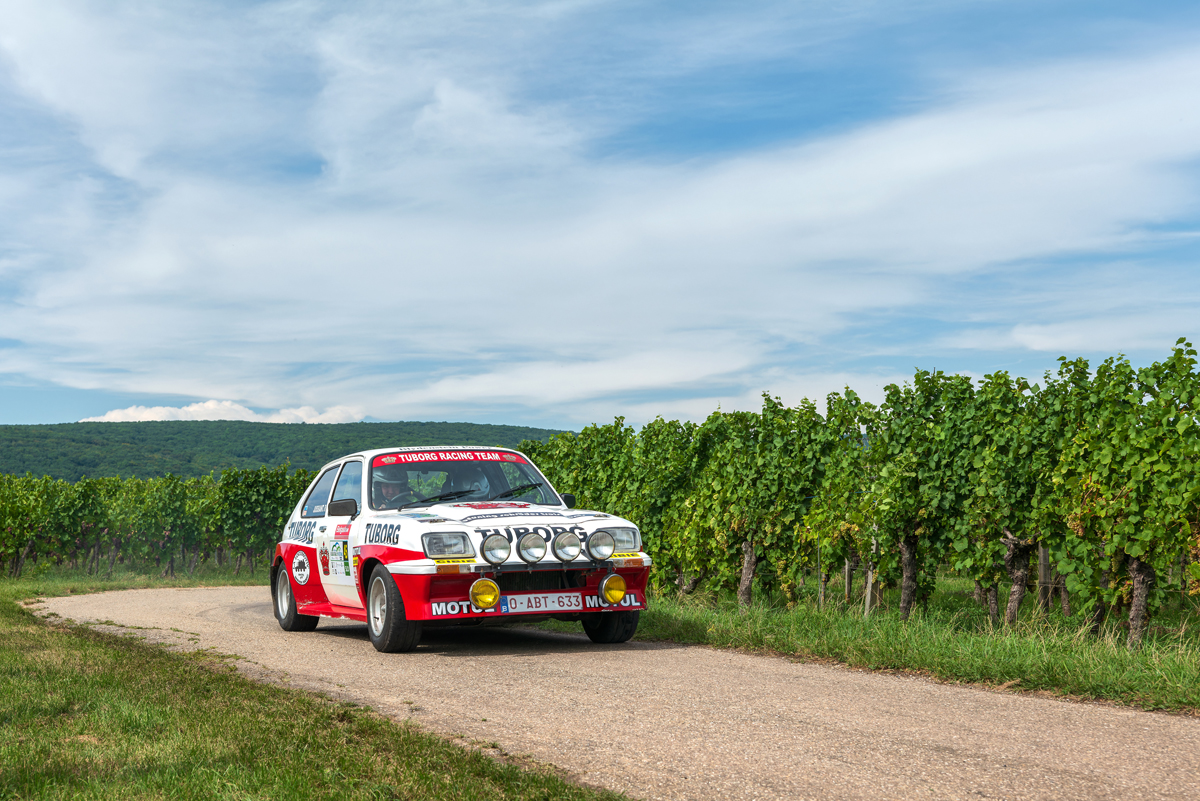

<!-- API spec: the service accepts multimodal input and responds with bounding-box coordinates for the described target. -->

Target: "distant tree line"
[0,420,566,481]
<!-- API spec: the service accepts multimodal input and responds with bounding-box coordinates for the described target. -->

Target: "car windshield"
[369,450,559,511]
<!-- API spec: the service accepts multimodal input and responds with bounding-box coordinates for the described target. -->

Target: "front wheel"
[367,565,422,653]
[582,610,639,644]
[274,563,319,632]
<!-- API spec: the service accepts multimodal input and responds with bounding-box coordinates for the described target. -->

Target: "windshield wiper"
[488,482,543,501]
[396,489,476,510]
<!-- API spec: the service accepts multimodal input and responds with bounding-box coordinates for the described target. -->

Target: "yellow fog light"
[469,578,501,610]
[599,573,626,605]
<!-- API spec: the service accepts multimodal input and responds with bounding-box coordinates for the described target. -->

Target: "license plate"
[500,591,583,614]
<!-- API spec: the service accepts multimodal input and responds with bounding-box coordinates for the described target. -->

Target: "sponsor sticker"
[286,520,317,544]
[585,591,642,609]
[334,524,351,539]
[429,600,495,616]
[397,513,449,523]
[458,511,569,523]
[433,558,474,564]
[328,541,348,577]
[291,551,311,585]
[474,524,586,542]
[363,522,403,545]
[319,546,331,576]
[453,502,530,510]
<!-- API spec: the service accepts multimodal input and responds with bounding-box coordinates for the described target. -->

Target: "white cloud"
[2,4,1200,426]
[80,400,364,424]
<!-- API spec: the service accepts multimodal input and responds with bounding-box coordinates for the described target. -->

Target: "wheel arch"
[358,556,385,606]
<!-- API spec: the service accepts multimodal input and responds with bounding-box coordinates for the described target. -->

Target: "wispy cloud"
[1,2,1199,426]
[80,399,363,424]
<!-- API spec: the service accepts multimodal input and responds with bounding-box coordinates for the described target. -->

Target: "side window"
[330,461,363,509]
[302,467,340,518]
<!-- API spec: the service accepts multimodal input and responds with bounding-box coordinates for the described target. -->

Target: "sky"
[1,1,1199,430]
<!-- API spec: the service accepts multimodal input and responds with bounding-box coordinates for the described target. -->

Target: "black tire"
[366,564,422,653]
[274,562,319,632]
[582,610,640,644]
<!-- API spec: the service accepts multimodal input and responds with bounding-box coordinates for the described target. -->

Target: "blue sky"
[2,1,1199,428]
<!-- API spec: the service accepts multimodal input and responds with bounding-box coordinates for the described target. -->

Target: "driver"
[372,465,413,508]
[451,466,489,498]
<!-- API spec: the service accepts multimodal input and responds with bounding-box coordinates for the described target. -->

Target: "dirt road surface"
[35,586,1200,800]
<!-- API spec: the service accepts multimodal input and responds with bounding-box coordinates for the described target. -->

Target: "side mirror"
[328,498,359,519]
[560,493,576,509]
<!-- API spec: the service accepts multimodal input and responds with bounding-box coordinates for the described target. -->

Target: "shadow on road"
[309,620,687,656]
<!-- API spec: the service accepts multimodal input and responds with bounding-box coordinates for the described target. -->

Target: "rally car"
[270,446,650,652]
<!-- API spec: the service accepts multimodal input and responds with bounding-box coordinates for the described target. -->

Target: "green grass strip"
[634,586,1200,712]
[0,572,625,801]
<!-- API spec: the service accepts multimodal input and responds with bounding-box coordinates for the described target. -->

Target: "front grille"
[497,570,569,592]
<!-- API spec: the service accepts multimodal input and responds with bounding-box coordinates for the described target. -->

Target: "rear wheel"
[367,565,422,653]
[274,563,319,632]
[582,610,639,644]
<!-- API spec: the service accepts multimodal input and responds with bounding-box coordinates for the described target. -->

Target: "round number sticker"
[291,551,311,585]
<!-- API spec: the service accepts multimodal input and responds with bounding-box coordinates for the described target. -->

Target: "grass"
[0,565,625,801]
[627,578,1200,713]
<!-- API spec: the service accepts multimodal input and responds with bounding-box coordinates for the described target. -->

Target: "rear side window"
[331,461,363,509]
[302,467,340,518]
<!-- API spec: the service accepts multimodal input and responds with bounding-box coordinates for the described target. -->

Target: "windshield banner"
[373,451,527,467]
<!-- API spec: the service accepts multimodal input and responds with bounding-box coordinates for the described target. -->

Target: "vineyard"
[521,341,1200,648]
[0,465,312,581]
[4,342,1199,651]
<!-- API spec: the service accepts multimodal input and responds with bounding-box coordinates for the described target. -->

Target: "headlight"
[551,531,581,561]
[585,530,615,561]
[517,532,547,563]
[610,528,641,552]
[469,579,501,610]
[600,573,626,604]
[481,534,511,565]
[422,531,474,559]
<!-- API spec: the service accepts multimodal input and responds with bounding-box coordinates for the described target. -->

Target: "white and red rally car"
[271,446,650,652]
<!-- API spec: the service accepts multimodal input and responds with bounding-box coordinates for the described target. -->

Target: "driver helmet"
[453,467,489,495]
[372,464,410,499]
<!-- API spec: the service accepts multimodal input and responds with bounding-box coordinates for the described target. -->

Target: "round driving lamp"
[585,530,615,561]
[599,573,626,605]
[469,578,501,610]
[551,531,581,562]
[517,532,547,563]
[481,534,511,565]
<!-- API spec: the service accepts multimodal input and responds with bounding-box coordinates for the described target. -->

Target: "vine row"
[522,341,1200,648]
[0,465,313,579]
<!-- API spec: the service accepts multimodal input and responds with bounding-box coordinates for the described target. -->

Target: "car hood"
[380,501,618,529]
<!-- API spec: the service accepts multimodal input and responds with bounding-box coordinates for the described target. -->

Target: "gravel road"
[34,587,1200,801]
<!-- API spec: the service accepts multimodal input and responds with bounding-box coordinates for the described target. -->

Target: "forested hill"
[0,420,568,480]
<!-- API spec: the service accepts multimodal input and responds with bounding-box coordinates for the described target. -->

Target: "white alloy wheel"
[276,568,291,620]
[365,564,422,653]
[273,560,319,632]
[369,573,389,638]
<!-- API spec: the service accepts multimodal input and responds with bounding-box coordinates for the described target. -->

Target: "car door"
[316,459,364,609]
